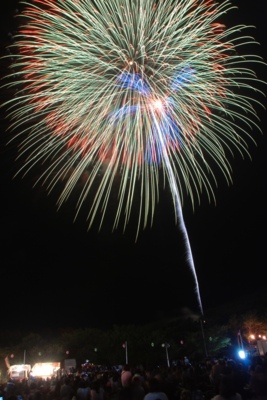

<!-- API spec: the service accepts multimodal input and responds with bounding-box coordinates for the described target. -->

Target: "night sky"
[0,0,266,332]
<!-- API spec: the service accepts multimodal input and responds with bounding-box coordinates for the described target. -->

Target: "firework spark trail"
[150,103,204,315]
[110,69,205,312]
[2,0,266,314]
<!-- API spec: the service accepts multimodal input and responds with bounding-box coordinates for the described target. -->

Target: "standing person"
[90,379,106,400]
[76,380,91,400]
[4,379,17,399]
[248,363,267,399]
[60,378,75,400]
[121,366,133,389]
[131,374,146,400]
[143,377,169,400]
[210,374,242,400]
[210,359,227,394]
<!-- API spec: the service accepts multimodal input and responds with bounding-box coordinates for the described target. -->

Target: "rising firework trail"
[2,0,266,315]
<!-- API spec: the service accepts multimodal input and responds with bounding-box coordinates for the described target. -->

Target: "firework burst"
[2,0,266,313]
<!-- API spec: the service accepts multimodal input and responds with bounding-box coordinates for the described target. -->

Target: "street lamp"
[237,330,244,351]
[122,341,128,364]
[161,343,170,368]
[94,348,98,363]
[199,317,208,358]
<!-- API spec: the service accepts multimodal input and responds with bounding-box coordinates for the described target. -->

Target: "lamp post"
[161,343,170,368]
[199,317,208,358]
[94,347,98,362]
[237,330,244,351]
[125,341,128,364]
[122,341,128,364]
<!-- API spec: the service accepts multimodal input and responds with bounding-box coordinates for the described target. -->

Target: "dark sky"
[0,0,266,332]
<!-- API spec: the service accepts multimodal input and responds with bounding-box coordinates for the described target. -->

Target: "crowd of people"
[1,354,267,400]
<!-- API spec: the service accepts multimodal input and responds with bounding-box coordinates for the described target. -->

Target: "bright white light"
[238,350,246,359]
[151,98,164,111]
[31,362,60,378]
